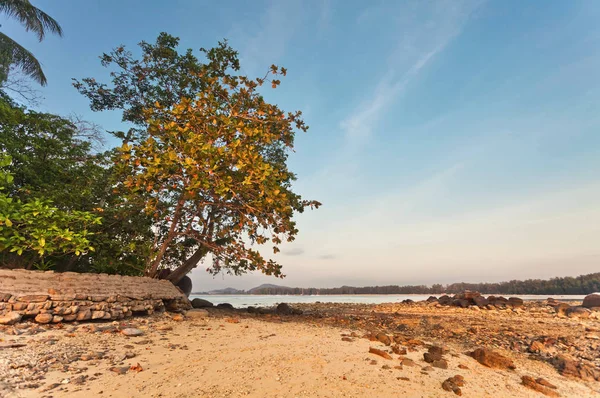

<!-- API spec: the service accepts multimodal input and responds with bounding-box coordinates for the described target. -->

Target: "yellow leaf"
[39,237,45,247]
[5,219,12,227]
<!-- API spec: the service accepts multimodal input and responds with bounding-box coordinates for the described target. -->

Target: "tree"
[75,33,320,283]
[0,0,62,86]
[0,95,152,274]
[0,154,101,269]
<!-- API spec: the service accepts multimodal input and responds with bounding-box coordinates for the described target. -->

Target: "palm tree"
[0,0,62,86]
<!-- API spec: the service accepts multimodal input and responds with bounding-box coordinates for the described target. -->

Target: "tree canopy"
[74,33,319,282]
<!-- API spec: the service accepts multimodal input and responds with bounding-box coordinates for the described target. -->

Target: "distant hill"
[247,284,292,294]
[207,287,245,295]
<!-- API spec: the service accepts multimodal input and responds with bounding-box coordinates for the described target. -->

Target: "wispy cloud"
[283,247,305,256]
[341,1,482,153]
[231,0,305,75]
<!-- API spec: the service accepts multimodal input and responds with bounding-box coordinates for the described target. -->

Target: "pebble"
[120,328,144,337]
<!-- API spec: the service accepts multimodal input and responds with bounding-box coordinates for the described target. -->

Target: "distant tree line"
[245,272,600,295]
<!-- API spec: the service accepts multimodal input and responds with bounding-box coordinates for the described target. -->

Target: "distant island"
[193,272,600,296]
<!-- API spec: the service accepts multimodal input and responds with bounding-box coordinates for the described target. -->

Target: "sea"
[188,294,588,308]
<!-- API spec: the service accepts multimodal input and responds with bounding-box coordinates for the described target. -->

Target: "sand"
[2,308,599,398]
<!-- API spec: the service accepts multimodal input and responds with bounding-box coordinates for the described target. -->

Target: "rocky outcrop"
[582,294,600,309]
[191,298,214,308]
[0,269,191,324]
[469,348,516,370]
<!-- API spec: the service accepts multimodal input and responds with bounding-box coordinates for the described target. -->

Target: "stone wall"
[0,269,191,325]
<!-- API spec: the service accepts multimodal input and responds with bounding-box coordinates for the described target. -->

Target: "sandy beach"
[2,300,600,397]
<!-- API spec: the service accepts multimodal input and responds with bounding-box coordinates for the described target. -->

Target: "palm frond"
[0,0,63,41]
[0,32,46,85]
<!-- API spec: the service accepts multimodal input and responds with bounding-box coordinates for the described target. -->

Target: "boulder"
[472,296,489,308]
[121,328,144,337]
[191,298,214,308]
[521,375,559,397]
[452,299,469,308]
[552,355,600,381]
[426,296,438,303]
[566,306,591,319]
[34,313,53,324]
[176,276,192,297]
[0,311,22,325]
[275,303,293,315]
[508,297,524,308]
[216,303,234,310]
[376,332,391,346]
[469,348,515,370]
[582,294,600,309]
[431,359,448,369]
[438,295,453,305]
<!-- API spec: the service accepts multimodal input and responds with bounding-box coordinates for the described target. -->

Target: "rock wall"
[0,269,191,324]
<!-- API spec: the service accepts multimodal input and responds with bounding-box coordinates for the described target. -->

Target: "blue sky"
[3,0,600,290]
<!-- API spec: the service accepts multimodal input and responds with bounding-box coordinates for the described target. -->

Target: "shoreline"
[2,300,600,397]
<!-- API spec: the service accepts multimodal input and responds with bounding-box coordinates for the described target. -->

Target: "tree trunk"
[167,245,208,284]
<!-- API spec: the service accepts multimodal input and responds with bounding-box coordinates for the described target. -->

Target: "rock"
[91,311,105,320]
[376,333,391,346]
[438,295,453,305]
[186,309,209,319]
[423,347,443,363]
[554,303,570,316]
[216,303,234,310]
[566,306,590,319]
[582,294,600,309]
[458,364,469,369]
[469,348,515,370]
[401,358,418,367]
[392,345,407,355]
[121,328,144,337]
[432,359,448,369]
[52,315,63,323]
[172,314,185,321]
[452,299,469,308]
[76,309,92,321]
[34,313,53,324]
[426,296,438,302]
[275,303,293,315]
[369,347,392,360]
[442,375,465,396]
[16,295,48,302]
[472,296,489,308]
[110,366,129,375]
[0,311,22,325]
[521,375,559,397]
[176,275,192,297]
[191,298,214,308]
[529,340,545,353]
[508,297,524,308]
[536,378,557,389]
[552,355,600,381]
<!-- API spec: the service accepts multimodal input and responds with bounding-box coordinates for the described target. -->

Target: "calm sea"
[188,294,588,308]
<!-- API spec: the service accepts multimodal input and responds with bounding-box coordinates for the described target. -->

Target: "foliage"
[75,33,320,282]
[0,0,63,86]
[0,96,151,274]
[73,32,240,144]
[0,193,100,268]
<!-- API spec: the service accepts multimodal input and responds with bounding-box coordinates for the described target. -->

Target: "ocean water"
[188,294,587,308]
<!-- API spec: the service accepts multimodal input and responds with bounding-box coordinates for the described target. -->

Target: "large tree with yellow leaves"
[74,33,319,283]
